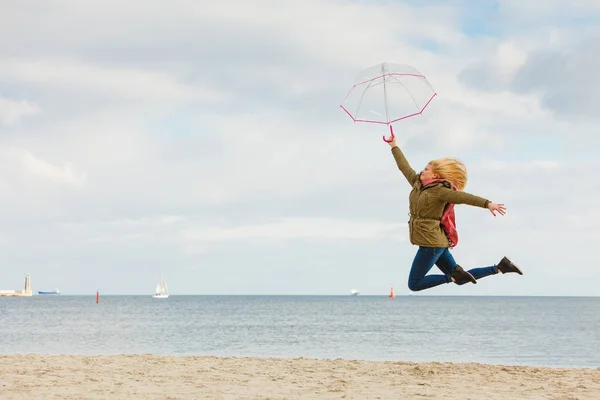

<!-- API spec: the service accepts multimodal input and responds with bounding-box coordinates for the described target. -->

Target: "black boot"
[451,265,477,285]
[496,257,523,275]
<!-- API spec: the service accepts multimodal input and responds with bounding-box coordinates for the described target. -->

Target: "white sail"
[152,273,169,298]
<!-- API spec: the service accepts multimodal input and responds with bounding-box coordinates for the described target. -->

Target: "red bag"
[422,179,459,248]
[440,202,458,248]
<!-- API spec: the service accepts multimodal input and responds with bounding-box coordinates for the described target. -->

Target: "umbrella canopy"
[340,63,437,140]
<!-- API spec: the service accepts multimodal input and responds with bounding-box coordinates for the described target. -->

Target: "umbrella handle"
[382,125,395,143]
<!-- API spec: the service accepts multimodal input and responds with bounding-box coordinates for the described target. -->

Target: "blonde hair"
[429,157,468,191]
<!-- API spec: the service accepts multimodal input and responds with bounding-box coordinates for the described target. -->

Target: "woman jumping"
[384,133,523,291]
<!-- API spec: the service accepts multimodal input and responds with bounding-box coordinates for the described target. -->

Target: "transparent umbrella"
[340,62,437,142]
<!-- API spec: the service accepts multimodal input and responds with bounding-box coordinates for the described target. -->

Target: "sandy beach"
[1,355,599,399]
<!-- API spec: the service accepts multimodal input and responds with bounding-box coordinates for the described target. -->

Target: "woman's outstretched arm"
[438,187,506,216]
[385,134,419,186]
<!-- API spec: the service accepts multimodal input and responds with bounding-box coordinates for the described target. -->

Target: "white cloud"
[0,95,40,125]
[177,217,406,244]
[18,149,87,186]
[0,58,226,104]
[56,215,405,246]
[458,35,600,119]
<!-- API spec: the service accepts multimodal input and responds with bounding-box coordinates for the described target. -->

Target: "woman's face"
[420,163,438,181]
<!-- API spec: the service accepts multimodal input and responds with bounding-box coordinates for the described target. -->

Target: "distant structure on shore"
[0,275,32,297]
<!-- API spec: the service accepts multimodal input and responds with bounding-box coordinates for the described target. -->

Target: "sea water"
[0,295,598,368]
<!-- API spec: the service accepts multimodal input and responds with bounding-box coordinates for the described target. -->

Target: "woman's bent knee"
[408,280,422,292]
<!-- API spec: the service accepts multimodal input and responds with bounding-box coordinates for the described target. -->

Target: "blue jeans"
[408,246,498,292]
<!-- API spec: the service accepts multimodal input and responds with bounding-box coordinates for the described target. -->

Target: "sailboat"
[152,274,169,299]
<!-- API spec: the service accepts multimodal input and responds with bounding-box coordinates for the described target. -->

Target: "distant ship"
[38,288,60,296]
[349,288,359,296]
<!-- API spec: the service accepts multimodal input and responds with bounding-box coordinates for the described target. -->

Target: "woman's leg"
[435,248,482,285]
[436,248,498,285]
[407,247,451,292]
[465,265,498,281]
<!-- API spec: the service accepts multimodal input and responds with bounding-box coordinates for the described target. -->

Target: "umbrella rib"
[382,64,390,123]
[354,77,380,120]
[388,74,421,111]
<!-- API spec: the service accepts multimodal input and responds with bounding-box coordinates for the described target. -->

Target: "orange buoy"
[96,291,99,303]
[389,285,395,298]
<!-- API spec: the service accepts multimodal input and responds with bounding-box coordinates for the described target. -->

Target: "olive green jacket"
[391,146,490,248]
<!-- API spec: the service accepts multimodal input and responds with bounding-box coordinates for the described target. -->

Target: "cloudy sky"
[0,0,598,296]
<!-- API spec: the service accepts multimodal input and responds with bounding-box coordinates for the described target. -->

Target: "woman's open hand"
[487,202,506,216]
